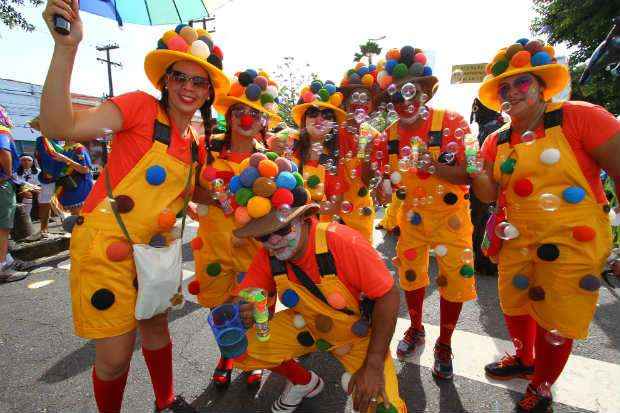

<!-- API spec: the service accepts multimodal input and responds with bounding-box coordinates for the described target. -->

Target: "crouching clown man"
[226,161,406,413]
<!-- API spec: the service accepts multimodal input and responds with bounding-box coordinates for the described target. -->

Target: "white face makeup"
[263,219,303,261]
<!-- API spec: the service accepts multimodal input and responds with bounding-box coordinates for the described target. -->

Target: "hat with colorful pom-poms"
[478,38,569,111]
[230,153,318,238]
[376,45,439,101]
[291,79,347,126]
[339,62,381,103]
[214,68,282,127]
[144,24,230,95]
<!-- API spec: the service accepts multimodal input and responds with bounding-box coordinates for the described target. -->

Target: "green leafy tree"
[531,0,620,114]
[353,40,382,65]
[1,0,44,31]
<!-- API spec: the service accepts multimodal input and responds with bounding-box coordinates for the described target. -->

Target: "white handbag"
[104,163,192,320]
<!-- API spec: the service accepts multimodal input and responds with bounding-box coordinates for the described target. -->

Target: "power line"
[96,43,122,97]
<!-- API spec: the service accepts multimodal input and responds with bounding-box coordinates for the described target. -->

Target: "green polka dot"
[206,263,222,277]
[307,175,321,188]
[460,265,475,278]
[500,158,516,174]
[315,339,333,352]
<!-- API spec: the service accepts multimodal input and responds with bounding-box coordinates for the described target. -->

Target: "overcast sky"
[1,0,567,120]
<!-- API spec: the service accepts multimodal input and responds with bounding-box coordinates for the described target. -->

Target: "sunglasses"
[498,75,534,100]
[231,106,263,119]
[306,107,335,121]
[166,70,211,89]
[254,223,293,243]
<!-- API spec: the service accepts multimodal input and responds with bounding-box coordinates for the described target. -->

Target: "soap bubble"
[538,193,561,211]
[495,221,520,240]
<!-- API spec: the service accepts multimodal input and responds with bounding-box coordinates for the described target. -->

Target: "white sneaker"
[271,370,324,413]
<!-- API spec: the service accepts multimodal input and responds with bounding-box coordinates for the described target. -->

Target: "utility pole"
[188,17,216,33]
[96,44,121,97]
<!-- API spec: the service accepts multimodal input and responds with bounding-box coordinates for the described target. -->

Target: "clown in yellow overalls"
[234,222,406,413]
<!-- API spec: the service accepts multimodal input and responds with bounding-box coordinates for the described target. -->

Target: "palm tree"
[353,40,382,65]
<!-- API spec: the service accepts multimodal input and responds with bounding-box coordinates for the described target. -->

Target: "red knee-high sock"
[438,296,463,346]
[503,314,536,366]
[216,356,233,371]
[532,324,573,388]
[142,342,174,410]
[404,287,426,331]
[270,359,311,385]
[92,366,129,413]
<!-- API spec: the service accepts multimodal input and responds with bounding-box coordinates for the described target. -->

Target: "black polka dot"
[443,193,458,205]
[579,275,601,292]
[437,275,448,287]
[603,204,611,213]
[357,187,369,197]
[76,216,84,225]
[114,195,134,213]
[297,331,315,347]
[351,319,370,337]
[528,286,545,301]
[361,207,373,216]
[405,270,416,281]
[464,193,470,200]
[91,289,115,310]
[537,244,559,262]
[396,188,407,200]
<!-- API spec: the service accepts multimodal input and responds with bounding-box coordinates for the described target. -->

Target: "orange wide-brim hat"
[233,203,319,239]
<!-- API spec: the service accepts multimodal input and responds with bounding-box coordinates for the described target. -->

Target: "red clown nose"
[240,114,254,129]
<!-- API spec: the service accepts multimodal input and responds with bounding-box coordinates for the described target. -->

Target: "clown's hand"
[347,358,388,413]
[43,0,83,47]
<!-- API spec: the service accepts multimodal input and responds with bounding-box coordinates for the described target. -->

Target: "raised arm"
[40,0,123,141]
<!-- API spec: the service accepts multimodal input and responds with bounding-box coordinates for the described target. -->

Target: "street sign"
[451,63,488,84]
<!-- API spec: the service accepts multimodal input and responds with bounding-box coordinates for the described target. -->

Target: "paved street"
[1,214,619,413]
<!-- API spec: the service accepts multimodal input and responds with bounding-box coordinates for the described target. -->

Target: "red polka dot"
[403,248,417,260]
[514,178,533,197]
[417,169,431,180]
[190,237,203,250]
[572,226,596,242]
[188,279,201,295]
[106,241,132,262]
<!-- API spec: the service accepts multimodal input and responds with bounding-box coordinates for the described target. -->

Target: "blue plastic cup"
[208,304,248,358]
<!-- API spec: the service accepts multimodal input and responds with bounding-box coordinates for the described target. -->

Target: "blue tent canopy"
[80,0,211,26]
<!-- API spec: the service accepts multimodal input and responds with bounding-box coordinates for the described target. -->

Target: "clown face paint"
[230,104,267,138]
[263,219,303,261]
[497,73,544,119]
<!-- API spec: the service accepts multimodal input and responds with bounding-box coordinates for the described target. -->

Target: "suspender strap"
[427,108,445,147]
[497,127,511,145]
[315,222,337,276]
[388,139,399,155]
[544,108,563,130]
[269,256,287,276]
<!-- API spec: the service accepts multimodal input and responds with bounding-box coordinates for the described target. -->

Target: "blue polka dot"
[146,165,166,186]
[512,274,530,290]
[410,212,422,225]
[562,186,585,204]
[236,272,246,284]
[229,176,242,193]
[281,289,300,308]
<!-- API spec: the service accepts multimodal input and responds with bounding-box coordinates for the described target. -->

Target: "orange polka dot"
[106,241,132,262]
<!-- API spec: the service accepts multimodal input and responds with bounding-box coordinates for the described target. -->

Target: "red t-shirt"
[83,91,195,213]
[480,101,620,203]
[233,218,394,301]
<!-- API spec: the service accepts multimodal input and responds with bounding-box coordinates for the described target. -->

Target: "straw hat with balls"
[291,79,347,126]
[144,24,230,96]
[478,38,569,112]
[229,152,318,239]
[339,62,381,105]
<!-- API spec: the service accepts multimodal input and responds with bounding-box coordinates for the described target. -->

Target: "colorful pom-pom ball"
[228,175,242,193]
[275,172,297,190]
[392,63,408,79]
[361,73,374,86]
[410,212,422,225]
[511,50,532,68]
[275,157,292,173]
[537,244,560,261]
[492,59,509,77]
[265,151,278,161]
[157,39,167,49]
[422,66,433,76]
[460,265,475,278]
[249,152,267,168]
[234,206,251,225]
[271,188,294,208]
[190,237,203,250]
[235,187,254,206]
[252,177,277,197]
[512,274,530,290]
[318,88,330,102]
[562,186,585,204]
[206,262,221,277]
[400,45,415,61]
[357,66,369,76]
[245,83,262,101]
[106,241,131,262]
[240,167,260,188]
[292,186,309,207]
[543,45,555,57]
[258,159,279,178]
[260,93,274,105]
[188,279,200,295]
[302,90,315,103]
[247,196,271,218]
[158,209,177,231]
[516,38,530,46]
[293,314,306,329]
[292,171,304,187]
[525,39,545,54]
[162,30,177,43]
[506,43,525,60]
[229,82,244,97]
[324,83,337,95]
[409,63,424,76]
[310,80,323,93]
[149,233,167,248]
[572,225,595,242]
[329,92,343,107]
[539,148,560,165]
[266,85,279,99]
[326,292,346,309]
[386,48,400,60]
[253,75,268,90]
[531,51,552,66]
[579,275,601,292]
[414,53,427,65]
[385,59,398,75]
[307,175,321,188]
[189,40,209,59]
[146,165,166,186]
[166,35,188,52]
[514,178,533,197]
[281,289,300,308]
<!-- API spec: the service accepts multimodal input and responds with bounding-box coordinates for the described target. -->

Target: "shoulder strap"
[427,108,445,147]
[496,124,512,145]
[544,104,563,130]
[315,222,337,276]
[154,105,172,146]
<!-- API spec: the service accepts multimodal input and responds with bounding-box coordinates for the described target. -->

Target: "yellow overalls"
[193,135,261,308]
[379,192,403,231]
[493,102,612,339]
[70,107,196,339]
[390,109,477,303]
[339,155,375,242]
[234,222,406,412]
